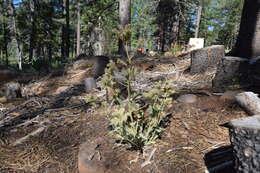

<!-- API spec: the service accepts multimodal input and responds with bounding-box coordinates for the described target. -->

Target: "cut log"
[190,45,224,73]
[235,92,260,115]
[212,56,249,90]
[226,115,260,173]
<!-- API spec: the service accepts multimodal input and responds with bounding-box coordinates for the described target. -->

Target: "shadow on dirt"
[204,145,236,173]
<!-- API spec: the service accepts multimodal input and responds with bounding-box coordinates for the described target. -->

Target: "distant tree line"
[0,0,244,70]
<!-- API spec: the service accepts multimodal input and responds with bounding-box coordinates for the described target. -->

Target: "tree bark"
[119,0,131,57]
[159,24,165,52]
[65,0,70,58]
[76,0,81,56]
[29,0,36,62]
[232,0,260,58]
[3,17,8,66]
[195,0,203,38]
[61,0,70,58]
[61,26,65,58]
[9,0,22,70]
[171,12,180,45]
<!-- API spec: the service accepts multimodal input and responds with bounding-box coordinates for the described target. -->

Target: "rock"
[72,59,92,71]
[212,56,249,90]
[249,57,260,87]
[220,90,243,102]
[177,94,197,103]
[4,82,22,100]
[0,97,7,103]
[84,78,97,92]
[78,137,116,173]
[190,45,224,73]
[78,138,106,173]
[113,72,126,82]
[235,92,260,115]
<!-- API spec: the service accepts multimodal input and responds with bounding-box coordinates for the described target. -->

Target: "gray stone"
[255,144,260,152]
[84,77,97,92]
[246,140,254,147]
[229,115,260,130]
[212,56,249,90]
[176,94,197,103]
[78,138,107,173]
[244,148,253,157]
[241,129,248,135]
[220,90,242,102]
[253,158,259,168]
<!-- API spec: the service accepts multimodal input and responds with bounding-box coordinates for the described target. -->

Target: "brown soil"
[0,56,247,173]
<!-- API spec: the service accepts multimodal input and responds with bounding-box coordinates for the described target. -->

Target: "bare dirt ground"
[0,55,247,173]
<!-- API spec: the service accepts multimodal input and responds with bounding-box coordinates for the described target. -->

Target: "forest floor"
[0,55,247,173]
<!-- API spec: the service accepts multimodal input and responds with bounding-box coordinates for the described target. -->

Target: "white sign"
[188,38,204,51]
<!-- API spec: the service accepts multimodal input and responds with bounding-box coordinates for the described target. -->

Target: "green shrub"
[100,52,173,151]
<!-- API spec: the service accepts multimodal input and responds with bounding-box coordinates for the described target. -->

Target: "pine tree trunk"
[65,0,70,58]
[61,26,65,58]
[9,0,22,70]
[195,0,203,38]
[2,16,8,65]
[76,0,81,56]
[119,0,131,57]
[29,0,36,62]
[171,0,180,45]
[171,14,180,45]
[232,0,260,58]
[159,25,165,52]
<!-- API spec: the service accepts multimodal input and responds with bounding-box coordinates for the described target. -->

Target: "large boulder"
[190,45,224,73]
[212,56,249,90]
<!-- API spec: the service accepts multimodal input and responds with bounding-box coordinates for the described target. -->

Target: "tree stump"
[227,115,260,173]
[190,45,224,74]
[212,56,249,90]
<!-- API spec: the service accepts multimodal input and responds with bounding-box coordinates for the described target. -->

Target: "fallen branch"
[0,108,46,131]
[141,148,157,168]
[12,126,46,146]
[14,116,42,128]
[0,98,45,120]
[44,103,87,112]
